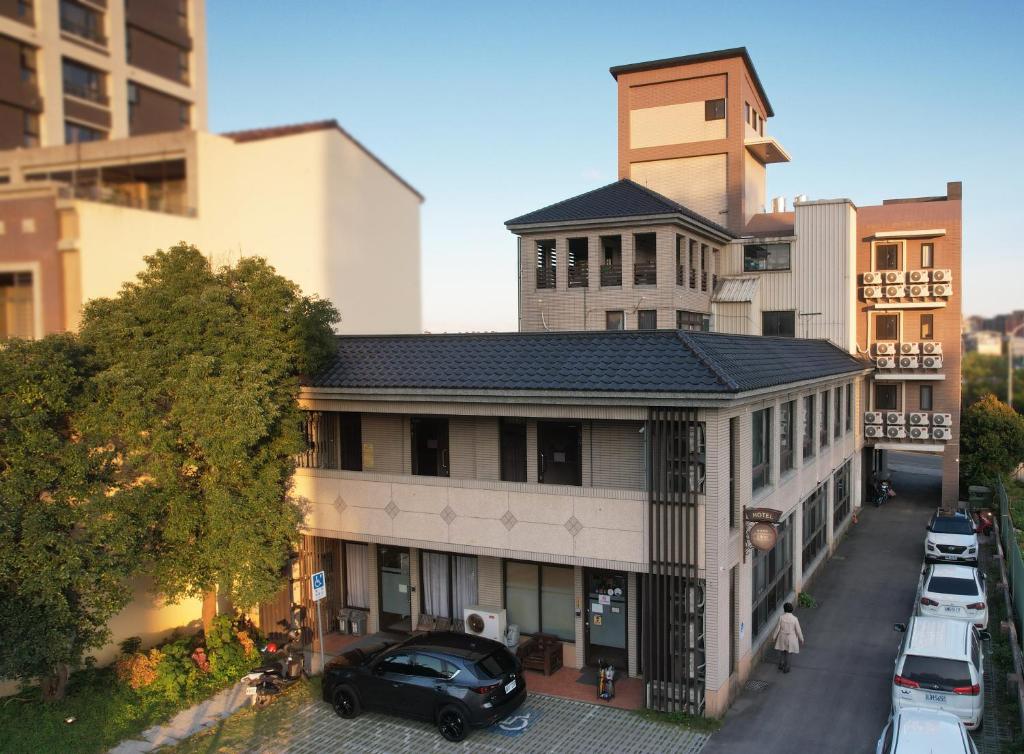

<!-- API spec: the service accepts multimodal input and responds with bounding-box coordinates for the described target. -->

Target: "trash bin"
[350,611,367,636]
[337,609,351,635]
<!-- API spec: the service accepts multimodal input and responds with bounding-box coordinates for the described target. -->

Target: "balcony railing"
[63,82,109,105]
[56,182,194,217]
[568,264,589,288]
[60,17,107,45]
[634,260,657,286]
[701,271,708,292]
[676,266,686,286]
[689,269,696,288]
[600,265,622,287]
[536,268,556,289]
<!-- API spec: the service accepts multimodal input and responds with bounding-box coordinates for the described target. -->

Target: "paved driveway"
[703,452,941,754]
[245,692,708,754]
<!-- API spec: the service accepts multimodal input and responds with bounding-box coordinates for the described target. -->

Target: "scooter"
[243,617,306,706]
[873,478,895,507]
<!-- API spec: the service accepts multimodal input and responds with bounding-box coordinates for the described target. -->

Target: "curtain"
[345,543,369,608]
[452,556,478,618]
[422,552,450,618]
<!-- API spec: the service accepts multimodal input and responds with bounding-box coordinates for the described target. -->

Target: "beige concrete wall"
[629,154,728,223]
[629,102,726,149]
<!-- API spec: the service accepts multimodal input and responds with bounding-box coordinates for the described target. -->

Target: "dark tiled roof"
[310,330,865,395]
[609,47,774,117]
[504,179,734,238]
[222,119,423,201]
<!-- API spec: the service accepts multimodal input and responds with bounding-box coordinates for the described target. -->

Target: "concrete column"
[627,571,639,678]
[574,566,585,670]
[792,499,804,593]
[367,544,379,634]
[409,547,420,629]
[526,420,538,483]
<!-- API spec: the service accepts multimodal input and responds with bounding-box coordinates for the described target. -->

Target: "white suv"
[925,512,979,565]
[892,616,989,730]
[876,708,979,753]
[916,564,988,629]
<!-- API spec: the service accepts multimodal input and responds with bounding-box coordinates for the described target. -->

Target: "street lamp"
[1008,323,1024,411]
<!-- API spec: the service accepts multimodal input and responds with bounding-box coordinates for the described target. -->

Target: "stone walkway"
[240,693,707,754]
[109,682,251,753]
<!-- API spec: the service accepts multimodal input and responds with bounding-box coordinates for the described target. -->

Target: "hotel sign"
[745,507,782,524]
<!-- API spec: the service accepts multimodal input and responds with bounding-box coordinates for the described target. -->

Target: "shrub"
[114,648,164,690]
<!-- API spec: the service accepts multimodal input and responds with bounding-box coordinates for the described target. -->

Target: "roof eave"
[506,212,734,243]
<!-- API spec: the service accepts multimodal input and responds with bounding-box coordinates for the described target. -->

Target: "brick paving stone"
[243,693,708,754]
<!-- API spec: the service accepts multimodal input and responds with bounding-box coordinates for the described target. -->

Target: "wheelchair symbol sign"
[311,570,326,601]
[491,708,541,737]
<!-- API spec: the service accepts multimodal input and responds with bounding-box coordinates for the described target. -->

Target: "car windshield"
[928,576,978,596]
[931,517,974,535]
[476,650,516,679]
[901,655,971,690]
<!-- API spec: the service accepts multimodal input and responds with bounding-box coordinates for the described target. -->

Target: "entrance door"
[379,546,411,632]
[584,570,628,670]
[412,418,449,477]
[537,421,581,485]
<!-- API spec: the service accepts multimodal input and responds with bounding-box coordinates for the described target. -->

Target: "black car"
[322,631,527,742]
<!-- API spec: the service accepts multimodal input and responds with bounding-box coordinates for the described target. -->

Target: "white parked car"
[925,512,979,565]
[916,564,988,629]
[876,708,979,753]
[892,616,989,730]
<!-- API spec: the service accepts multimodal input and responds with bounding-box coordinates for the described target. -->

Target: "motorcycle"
[873,478,895,507]
[243,614,306,707]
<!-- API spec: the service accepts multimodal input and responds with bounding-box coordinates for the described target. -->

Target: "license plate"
[944,606,963,614]
[925,693,947,703]
[504,679,517,694]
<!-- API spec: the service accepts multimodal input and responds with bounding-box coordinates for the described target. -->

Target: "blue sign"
[489,707,541,738]
[311,570,326,601]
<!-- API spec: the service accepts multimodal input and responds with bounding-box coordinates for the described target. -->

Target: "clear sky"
[207,0,1023,331]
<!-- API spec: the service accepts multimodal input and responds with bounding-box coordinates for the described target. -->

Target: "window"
[675,235,685,285]
[298,412,362,470]
[499,418,527,482]
[762,310,796,337]
[414,654,457,680]
[752,516,792,638]
[845,384,853,433]
[834,388,842,439]
[921,314,934,340]
[606,310,624,331]
[688,239,697,288]
[676,310,709,332]
[729,566,738,674]
[504,561,574,640]
[802,395,815,459]
[875,384,898,411]
[176,0,188,28]
[567,237,589,288]
[420,551,478,620]
[875,314,899,342]
[0,271,34,340]
[344,542,369,608]
[802,485,828,573]
[705,98,726,120]
[378,652,414,675]
[536,239,556,289]
[19,44,36,84]
[62,58,106,103]
[820,391,830,448]
[743,243,791,272]
[638,309,657,330]
[875,243,900,270]
[537,421,581,486]
[60,0,105,44]
[921,243,934,269]
[700,244,708,291]
[744,102,751,124]
[65,121,104,143]
[411,417,449,477]
[729,417,739,528]
[833,461,851,529]
[23,112,39,147]
[752,407,772,493]
[179,102,190,127]
[920,385,934,412]
[178,49,190,84]
[600,235,622,286]
[779,400,795,473]
[634,233,657,285]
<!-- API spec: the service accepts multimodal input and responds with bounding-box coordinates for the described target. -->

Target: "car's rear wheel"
[437,704,468,742]
[332,685,361,719]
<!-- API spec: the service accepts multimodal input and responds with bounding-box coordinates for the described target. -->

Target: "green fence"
[999,479,1024,645]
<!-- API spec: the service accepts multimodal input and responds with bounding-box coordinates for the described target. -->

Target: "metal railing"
[63,81,109,105]
[60,16,107,45]
[996,478,1024,733]
[676,266,686,286]
[56,183,195,217]
[701,271,708,292]
[600,265,622,287]
[567,265,588,288]
[634,260,657,285]
[536,268,556,289]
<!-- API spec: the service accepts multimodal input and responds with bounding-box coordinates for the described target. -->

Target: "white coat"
[772,612,804,654]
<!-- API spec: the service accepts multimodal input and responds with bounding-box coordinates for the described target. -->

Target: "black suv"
[323,631,526,742]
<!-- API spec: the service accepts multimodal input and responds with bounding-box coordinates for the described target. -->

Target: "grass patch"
[164,676,321,754]
[0,667,185,754]
[633,707,722,733]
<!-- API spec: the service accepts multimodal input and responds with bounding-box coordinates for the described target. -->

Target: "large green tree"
[962,351,1024,412]
[79,244,339,611]
[0,336,138,699]
[960,394,1024,487]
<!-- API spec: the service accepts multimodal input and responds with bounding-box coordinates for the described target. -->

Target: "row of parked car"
[877,508,992,753]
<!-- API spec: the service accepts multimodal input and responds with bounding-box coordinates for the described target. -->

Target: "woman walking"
[772,602,804,673]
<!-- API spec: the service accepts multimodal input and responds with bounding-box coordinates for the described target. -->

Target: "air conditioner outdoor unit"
[887,426,907,439]
[909,284,928,297]
[899,356,920,369]
[862,271,882,285]
[886,412,905,425]
[865,425,885,439]
[463,606,507,642]
[909,270,931,283]
[931,269,952,282]
[864,411,884,424]
[922,355,944,369]
[876,356,896,369]
[885,285,906,298]
[863,286,882,299]
[932,283,951,297]
[901,342,920,354]
[909,426,929,439]
[883,271,904,284]
[932,427,952,441]
[908,413,930,426]
[922,341,943,355]
[932,413,952,427]
[876,343,896,355]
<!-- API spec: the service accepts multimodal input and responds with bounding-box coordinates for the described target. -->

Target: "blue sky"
[207,1,1023,331]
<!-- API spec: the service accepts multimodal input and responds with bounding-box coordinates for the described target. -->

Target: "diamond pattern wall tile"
[385,500,399,519]
[440,505,457,525]
[333,494,347,514]
[501,510,518,530]
[564,515,583,537]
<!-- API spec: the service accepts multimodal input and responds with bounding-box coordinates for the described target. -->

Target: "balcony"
[567,264,588,288]
[676,266,686,286]
[536,268,556,290]
[864,411,952,444]
[634,260,657,286]
[60,16,107,46]
[63,82,109,106]
[701,270,709,292]
[600,264,622,287]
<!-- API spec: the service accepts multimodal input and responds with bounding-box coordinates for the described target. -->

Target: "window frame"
[743,242,791,273]
[605,310,625,331]
[920,384,934,412]
[920,314,934,341]
[874,243,901,271]
[502,559,575,641]
[820,390,830,448]
[637,309,657,330]
[419,549,479,621]
[751,407,773,493]
[875,384,899,411]
[801,484,828,573]
[499,418,527,482]
[752,516,793,639]
[535,239,557,290]
[802,395,815,460]
[705,98,726,121]
[729,417,739,528]
[834,388,842,440]
[779,400,795,474]
[833,460,851,529]
[762,310,796,337]
[845,383,853,433]
[875,314,899,342]
[921,242,934,269]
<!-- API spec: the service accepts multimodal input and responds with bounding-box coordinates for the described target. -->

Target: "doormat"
[576,668,599,686]
[744,679,770,692]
